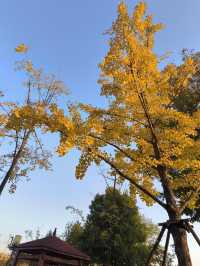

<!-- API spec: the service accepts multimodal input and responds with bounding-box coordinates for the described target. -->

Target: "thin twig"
[179,186,200,214]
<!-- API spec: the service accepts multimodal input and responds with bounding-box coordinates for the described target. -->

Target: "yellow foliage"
[57,140,74,156]
[0,251,9,266]
[15,43,28,53]
[25,61,33,72]
[35,1,200,210]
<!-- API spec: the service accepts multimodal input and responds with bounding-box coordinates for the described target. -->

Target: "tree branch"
[97,153,167,209]
[99,110,147,127]
[179,186,200,214]
[140,92,177,209]
[0,130,31,195]
[129,64,177,209]
[33,130,45,153]
[89,133,135,162]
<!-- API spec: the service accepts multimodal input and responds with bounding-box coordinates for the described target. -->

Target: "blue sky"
[0,0,200,264]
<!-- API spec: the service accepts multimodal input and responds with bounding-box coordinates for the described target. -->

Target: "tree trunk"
[160,167,192,266]
[0,131,30,196]
[0,172,11,195]
[170,225,192,266]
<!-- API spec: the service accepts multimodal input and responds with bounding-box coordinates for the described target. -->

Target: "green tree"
[62,221,83,246]
[73,189,173,266]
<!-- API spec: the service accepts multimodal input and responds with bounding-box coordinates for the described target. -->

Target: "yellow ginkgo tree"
[39,2,200,265]
[0,45,67,195]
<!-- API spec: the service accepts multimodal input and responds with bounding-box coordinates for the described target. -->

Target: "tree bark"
[0,171,11,195]
[159,165,192,266]
[170,226,192,266]
[0,132,30,196]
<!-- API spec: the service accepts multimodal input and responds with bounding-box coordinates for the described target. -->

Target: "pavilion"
[11,230,91,266]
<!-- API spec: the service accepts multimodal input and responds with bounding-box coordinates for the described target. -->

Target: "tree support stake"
[145,218,200,266]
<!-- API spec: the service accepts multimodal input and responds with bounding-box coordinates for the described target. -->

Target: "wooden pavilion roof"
[16,234,90,262]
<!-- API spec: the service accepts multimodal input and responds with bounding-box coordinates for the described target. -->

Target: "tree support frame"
[145,218,200,266]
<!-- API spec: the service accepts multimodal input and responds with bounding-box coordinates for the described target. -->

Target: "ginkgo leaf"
[15,43,28,53]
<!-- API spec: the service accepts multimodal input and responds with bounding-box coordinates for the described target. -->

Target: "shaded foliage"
[64,189,174,266]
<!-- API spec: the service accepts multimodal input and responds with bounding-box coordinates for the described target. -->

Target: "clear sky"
[0,0,200,265]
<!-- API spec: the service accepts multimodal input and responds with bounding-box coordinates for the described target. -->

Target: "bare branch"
[33,130,44,153]
[13,132,19,158]
[26,80,31,105]
[100,110,147,127]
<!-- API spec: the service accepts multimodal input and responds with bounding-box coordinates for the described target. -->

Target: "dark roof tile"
[17,236,90,261]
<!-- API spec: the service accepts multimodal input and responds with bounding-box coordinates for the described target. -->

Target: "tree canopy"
[42,2,199,213]
[64,189,173,266]
[0,45,67,195]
